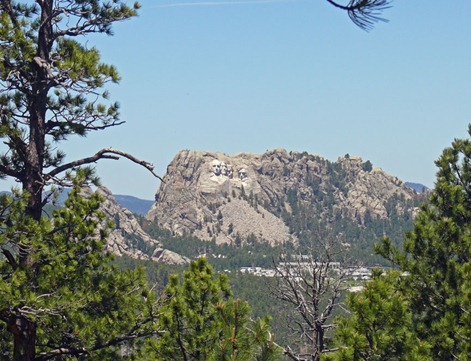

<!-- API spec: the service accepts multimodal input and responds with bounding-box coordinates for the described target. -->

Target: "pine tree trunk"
[8,315,36,361]
[12,1,51,358]
[22,0,53,221]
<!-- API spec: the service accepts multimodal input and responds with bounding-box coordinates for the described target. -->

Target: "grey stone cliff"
[84,186,188,265]
[146,149,420,246]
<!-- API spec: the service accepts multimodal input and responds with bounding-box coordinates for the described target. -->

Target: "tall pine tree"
[146,258,280,361]
[377,125,471,359]
[0,0,163,358]
[0,175,161,360]
[324,270,432,361]
[328,125,471,360]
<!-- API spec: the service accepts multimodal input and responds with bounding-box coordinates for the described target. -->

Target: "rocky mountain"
[83,187,188,265]
[146,149,425,255]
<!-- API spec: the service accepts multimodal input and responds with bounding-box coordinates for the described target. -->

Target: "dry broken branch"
[45,147,164,182]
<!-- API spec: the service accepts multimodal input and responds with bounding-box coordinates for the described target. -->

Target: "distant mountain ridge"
[0,156,428,265]
[38,189,154,216]
[113,194,154,216]
[405,182,429,193]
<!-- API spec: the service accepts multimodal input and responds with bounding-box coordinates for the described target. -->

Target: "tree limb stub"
[45,147,164,183]
[35,326,162,361]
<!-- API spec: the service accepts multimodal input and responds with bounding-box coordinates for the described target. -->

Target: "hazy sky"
[7,1,471,199]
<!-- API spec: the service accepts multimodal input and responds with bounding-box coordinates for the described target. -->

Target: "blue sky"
[21,1,471,199]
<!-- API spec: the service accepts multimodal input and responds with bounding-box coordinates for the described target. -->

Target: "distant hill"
[146,149,428,265]
[405,182,429,193]
[43,189,153,216]
[114,194,154,216]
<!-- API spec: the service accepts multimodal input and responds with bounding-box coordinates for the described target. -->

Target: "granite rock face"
[83,187,188,265]
[147,149,420,246]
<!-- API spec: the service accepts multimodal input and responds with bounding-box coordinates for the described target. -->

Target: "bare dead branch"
[45,147,163,182]
[271,238,351,361]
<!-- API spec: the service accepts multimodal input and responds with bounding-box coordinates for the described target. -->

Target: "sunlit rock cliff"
[146,149,423,248]
[83,187,188,265]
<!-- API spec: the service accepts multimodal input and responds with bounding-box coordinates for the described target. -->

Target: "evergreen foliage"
[376,126,471,360]
[361,161,373,172]
[0,0,145,221]
[324,270,431,361]
[141,219,291,270]
[0,177,160,360]
[328,125,471,360]
[145,258,280,361]
[262,157,423,265]
[0,0,164,357]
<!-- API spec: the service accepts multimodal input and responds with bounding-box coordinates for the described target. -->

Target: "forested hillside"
[145,150,427,266]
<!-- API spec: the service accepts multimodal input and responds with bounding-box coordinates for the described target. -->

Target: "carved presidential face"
[239,168,248,181]
[211,160,222,176]
[220,162,228,176]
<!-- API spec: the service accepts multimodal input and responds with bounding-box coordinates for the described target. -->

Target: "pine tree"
[0,0,156,222]
[324,270,431,361]
[146,258,280,361]
[328,125,471,360]
[213,299,279,361]
[376,126,471,360]
[0,175,160,360]
[0,0,161,358]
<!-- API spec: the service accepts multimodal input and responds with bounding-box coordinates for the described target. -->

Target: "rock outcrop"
[83,187,188,265]
[147,149,421,246]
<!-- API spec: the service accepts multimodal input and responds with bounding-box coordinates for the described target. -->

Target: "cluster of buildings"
[239,264,374,281]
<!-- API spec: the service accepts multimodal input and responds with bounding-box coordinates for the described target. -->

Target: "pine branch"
[0,0,18,26]
[1,248,18,270]
[36,303,163,360]
[0,163,21,178]
[326,0,392,30]
[35,328,160,361]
